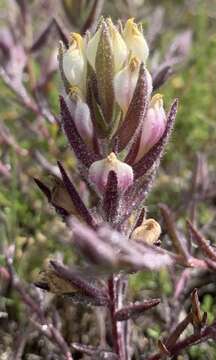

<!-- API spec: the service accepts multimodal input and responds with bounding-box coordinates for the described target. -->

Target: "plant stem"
[108,274,129,360]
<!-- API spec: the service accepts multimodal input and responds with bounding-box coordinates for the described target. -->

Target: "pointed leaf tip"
[57,161,96,227]
[103,170,118,222]
[34,177,51,201]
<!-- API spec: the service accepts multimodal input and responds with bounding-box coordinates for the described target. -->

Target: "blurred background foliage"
[0,0,216,358]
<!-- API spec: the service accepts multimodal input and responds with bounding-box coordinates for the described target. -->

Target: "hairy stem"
[108,274,129,360]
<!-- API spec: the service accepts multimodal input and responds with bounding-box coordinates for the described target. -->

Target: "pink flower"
[89,152,134,193]
[134,94,166,163]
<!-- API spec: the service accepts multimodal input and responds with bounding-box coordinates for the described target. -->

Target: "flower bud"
[134,94,166,162]
[86,19,128,73]
[73,100,94,145]
[114,57,152,113]
[123,18,149,63]
[131,218,161,245]
[89,152,133,193]
[62,33,86,95]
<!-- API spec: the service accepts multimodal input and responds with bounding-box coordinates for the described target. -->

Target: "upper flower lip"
[123,18,149,64]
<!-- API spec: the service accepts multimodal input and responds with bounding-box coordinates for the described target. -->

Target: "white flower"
[62,33,86,94]
[73,100,93,144]
[123,18,149,64]
[114,57,152,113]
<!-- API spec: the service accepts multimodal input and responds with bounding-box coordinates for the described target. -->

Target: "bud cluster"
[58,17,177,202]
[36,17,178,258]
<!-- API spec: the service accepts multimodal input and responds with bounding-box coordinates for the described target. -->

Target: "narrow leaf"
[165,312,192,349]
[153,64,172,90]
[95,23,114,123]
[58,41,71,94]
[30,20,54,52]
[115,299,160,321]
[34,177,69,217]
[103,170,118,222]
[125,129,142,165]
[34,178,51,201]
[160,203,189,260]
[30,18,68,52]
[69,219,117,267]
[191,288,202,327]
[87,81,109,137]
[50,261,109,306]
[187,220,216,261]
[57,161,95,227]
[81,0,105,34]
[115,63,148,151]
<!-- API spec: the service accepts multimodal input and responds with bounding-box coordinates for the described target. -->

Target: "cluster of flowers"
[60,18,169,196]
[36,17,177,267]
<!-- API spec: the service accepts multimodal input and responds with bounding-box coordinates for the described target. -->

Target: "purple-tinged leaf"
[30,18,68,52]
[72,343,118,359]
[133,99,178,179]
[15,0,28,26]
[30,20,54,52]
[69,219,117,267]
[87,81,109,138]
[120,170,155,225]
[58,41,71,94]
[103,171,118,223]
[165,30,192,64]
[34,177,69,218]
[129,207,146,236]
[124,129,141,165]
[146,6,165,46]
[120,241,174,271]
[50,261,109,306]
[95,22,115,123]
[158,340,170,356]
[146,323,216,360]
[153,64,172,90]
[34,178,51,201]
[160,203,189,260]
[165,312,192,349]
[114,63,148,151]
[53,18,69,47]
[191,288,202,328]
[60,96,99,167]
[187,220,216,261]
[115,299,160,321]
[71,343,96,356]
[57,161,96,227]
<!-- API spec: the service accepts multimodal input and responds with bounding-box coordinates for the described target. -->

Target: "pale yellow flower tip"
[123,18,149,63]
[69,32,84,50]
[62,33,86,94]
[150,93,164,108]
[113,56,140,113]
[131,218,161,245]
